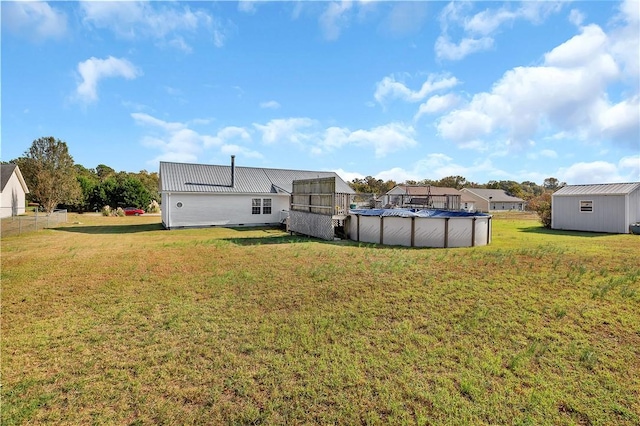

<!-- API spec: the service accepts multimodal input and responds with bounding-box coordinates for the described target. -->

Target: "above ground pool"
[348,209,492,248]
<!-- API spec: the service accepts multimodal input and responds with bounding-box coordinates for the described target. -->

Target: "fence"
[1,209,68,237]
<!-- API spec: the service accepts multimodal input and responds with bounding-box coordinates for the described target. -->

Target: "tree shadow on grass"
[518,226,610,238]
[52,223,165,234]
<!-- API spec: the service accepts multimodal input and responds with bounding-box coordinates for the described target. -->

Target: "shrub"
[115,207,125,217]
[101,205,111,216]
[528,192,552,228]
[147,200,160,213]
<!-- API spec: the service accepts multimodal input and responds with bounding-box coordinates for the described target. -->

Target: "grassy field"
[2,212,639,425]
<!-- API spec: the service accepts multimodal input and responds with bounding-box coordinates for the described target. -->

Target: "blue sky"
[2,0,639,185]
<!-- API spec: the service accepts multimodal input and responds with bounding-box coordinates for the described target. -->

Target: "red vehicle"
[124,207,145,216]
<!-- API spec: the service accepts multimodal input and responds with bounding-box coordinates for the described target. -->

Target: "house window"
[580,200,593,213]
[263,198,272,215]
[252,198,261,214]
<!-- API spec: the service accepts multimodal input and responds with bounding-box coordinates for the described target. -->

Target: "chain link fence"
[1,209,68,237]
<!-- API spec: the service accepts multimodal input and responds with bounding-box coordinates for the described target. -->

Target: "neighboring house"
[382,185,465,210]
[159,158,354,229]
[460,188,525,212]
[0,164,30,218]
[552,182,640,234]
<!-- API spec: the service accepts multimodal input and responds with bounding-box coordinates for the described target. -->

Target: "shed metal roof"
[159,161,355,194]
[553,182,640,196]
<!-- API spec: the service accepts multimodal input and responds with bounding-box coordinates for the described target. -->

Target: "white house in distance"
[460,188,525,212]
[552,182,640,234]
[159,158,354,229]
[0,164,30,218]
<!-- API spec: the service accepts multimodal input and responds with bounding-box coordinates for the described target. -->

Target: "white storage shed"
[0,164,30,218]
[551,182,640,234]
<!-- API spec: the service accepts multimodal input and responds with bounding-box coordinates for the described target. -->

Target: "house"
[159,158,354,229]
[382,185,469,210]
[460,188,525,212]
[552,182,640,234]
[0,164,30,218]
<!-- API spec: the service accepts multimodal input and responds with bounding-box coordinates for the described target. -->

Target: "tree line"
[348,175,564,200]
[9,137,158,213]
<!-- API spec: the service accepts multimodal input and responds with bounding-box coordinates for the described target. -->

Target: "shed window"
[263,198,272,215]
[580,200,593,213]
[252,198,261,214]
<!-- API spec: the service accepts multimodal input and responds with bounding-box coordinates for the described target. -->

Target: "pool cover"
[348,209,490,218]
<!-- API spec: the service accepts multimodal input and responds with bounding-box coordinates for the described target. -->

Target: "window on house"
[263,198,272,215]
[252,198,261,214]
[580,200,593,213]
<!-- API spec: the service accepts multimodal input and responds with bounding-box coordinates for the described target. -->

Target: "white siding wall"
[552,194,627,233]
[0,173,27,218]
[161,192,290,228]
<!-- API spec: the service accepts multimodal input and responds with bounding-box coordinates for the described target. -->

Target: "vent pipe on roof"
[231,155,235,188]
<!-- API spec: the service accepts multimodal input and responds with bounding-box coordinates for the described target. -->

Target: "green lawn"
[2,213,639,425]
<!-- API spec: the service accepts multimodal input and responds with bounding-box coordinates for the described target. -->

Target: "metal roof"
[0,164,29,193]
[460,188,525,202]
[553,182,640,196]
[159,161,355,194]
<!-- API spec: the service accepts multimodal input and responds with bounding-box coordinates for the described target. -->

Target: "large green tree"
[15,137,80,213]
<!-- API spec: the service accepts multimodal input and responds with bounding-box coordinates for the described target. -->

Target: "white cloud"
[168,36,193,53]
[555,154,640,184]
[619,155,640,180]
[253,117,417,158]
[436,20,638,150]
[598,96,640,145]
[436,1,564,60]
[609,0,640,80]
[2,1,67,41]
[133,113,256,163]
[319,1,353,41]
[132,113,184,132]
[544,24,608,68]
[204,126,252,148]
[254,118,318,145]
[569,9,585,27]
[541,149,558,159]
[80,1,228,50]
[374,74,458,104]
[75,56,141,104]
[260,100,281,109]
[557,161,623,184]
[434,35,494,61]
[414,94,460,120]
[317,122,417,158]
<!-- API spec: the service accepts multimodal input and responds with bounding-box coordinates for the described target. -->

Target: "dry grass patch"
[2,213,639,424]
